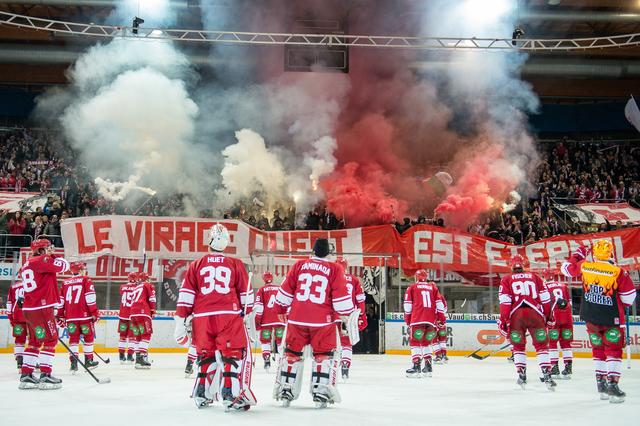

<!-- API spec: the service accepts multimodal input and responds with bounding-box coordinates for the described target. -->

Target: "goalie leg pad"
[192,355,219,408]
[310,352,341,404]
[273,348,305,402]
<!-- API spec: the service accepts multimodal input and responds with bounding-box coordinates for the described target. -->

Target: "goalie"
[272,238,355,408]
[173,224,256,411]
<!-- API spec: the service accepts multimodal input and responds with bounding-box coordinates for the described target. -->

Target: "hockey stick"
[58,338,111,384]
[625,307,631,370]
[470,343,511,360]
[466,341,493,358]
[94,350,110,364]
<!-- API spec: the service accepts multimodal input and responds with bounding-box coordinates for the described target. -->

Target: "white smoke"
[502,190,522,213]
[36,38,209,209]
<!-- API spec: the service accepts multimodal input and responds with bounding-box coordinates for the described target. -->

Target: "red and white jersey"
[346,274,366,311]
[130,281,157,318]
[7,280,26,323]
[255,284,285,328]
[176,253,253,318]
[545,280,573,324]
[118,281,136,320]
[20,254,69,311]
[59,275,98,321]
[276,256,354,327]
[403,281,446,327]
[499,272,551,322]
[436,292,448,327]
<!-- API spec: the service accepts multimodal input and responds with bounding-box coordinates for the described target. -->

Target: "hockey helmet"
[262,271,273,284]
[69,261,87,275]
[415,269,428,283]
[509,254,526,271]
[30,238,52,254]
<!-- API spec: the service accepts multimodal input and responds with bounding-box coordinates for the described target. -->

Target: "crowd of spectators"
[1,128,639,254]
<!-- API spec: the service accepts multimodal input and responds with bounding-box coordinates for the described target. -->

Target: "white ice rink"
[1,353,638,426]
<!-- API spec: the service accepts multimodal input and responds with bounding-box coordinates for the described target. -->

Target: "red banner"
[60,216,640,273]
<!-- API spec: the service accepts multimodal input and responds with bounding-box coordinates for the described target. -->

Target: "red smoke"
[435,144,517,228]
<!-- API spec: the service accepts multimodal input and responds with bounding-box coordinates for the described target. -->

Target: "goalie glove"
[173,316,190,347]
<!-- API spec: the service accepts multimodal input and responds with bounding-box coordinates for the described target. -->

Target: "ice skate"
[312,391,331,409]
[550,363,560,379]
[85,356,99,370]
[607,379,625,404]
[126,353,135,364]
[278,387,294,407]
[442,355,449,364]
[119,352,126,364]
[38,373,62,390]
[70,357,78,374]
[18,373,39,390]
[516,367,527,390]
[263,357,271,372]
[421,359,433,377]
[561,361,572,380]
[341,363,349,380]
[597,376,609,400]
[507,354,514,363]
[16,355,23,371]
[221,387,250,412]
[192,383,213,409]
[184,359,194,378]
[135,353,151,369]
[406,361,421,378]
[542,368,557,392]
[433,354,443,364]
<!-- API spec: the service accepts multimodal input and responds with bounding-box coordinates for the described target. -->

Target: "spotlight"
[132,16,145,35]
[511,26,524,46]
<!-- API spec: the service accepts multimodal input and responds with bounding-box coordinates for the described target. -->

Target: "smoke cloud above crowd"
[35,0,539,228]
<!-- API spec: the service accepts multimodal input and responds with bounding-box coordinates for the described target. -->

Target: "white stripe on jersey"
[177,290,195,306]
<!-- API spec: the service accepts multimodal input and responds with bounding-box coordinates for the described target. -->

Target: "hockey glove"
[92,314,100,323]
[17,296,24,308]
[358,315,368,331]
[56,316,66,328]
[546,317,556,329]
[173,316,190,347]
[496,318,509,337]
[556,298,568,309]
[572,246,589,262]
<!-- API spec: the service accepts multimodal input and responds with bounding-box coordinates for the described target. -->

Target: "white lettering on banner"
[613,236,634,266]
[432,232,452,264]
[457,236,472,265]
[546,241,569,269]
[525,242,547,270]
[414,231,431,263]
[485,241,507,267]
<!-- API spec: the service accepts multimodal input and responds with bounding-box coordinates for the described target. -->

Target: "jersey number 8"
[21,269,37,293]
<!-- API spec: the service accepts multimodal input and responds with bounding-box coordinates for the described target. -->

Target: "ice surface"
[1,354,638,425]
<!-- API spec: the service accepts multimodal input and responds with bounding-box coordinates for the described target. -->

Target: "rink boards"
[1,310,639,357]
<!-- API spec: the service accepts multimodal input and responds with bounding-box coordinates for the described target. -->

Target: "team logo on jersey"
[413,329,424,340]
[589,333,603,346]
[275,328,285,338]
[13,324,24,335]
[535,329,547,342]
[81,324,90,335]
[67,323,77,333]
[139,325,146,334]
[425,331,437,341]
[510,331,522,343]
[132,326,140,336]
[561,329,573,340]
[119,323,127,332]
[35,326,45,339]
[261,329,272,339]
[548,329,560,340]
[605,328,621,343]
[438,329,447,337]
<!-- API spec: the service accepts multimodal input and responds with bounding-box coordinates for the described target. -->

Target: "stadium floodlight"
[511,26,524,46]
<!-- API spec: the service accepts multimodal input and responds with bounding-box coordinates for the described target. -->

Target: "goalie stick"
[470,343,512,360]
[58,338,111,384]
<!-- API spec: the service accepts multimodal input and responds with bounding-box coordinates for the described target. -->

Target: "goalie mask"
[208,223,230,252]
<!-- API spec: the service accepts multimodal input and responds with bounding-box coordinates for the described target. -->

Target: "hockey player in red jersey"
[542,269,574,379]
[18,239,70,389]
[273,238,355,408]
[433,291,449,364]
[254,271,286,372]
[498,255,555,390]
[173,224,256,411]
[561,241,637,402]
[403,270,446,378]
[7,278,27,370]
[335,258,366,380]
[58,261,100,372]
[118,272,137,364]
[130,271,156,369]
